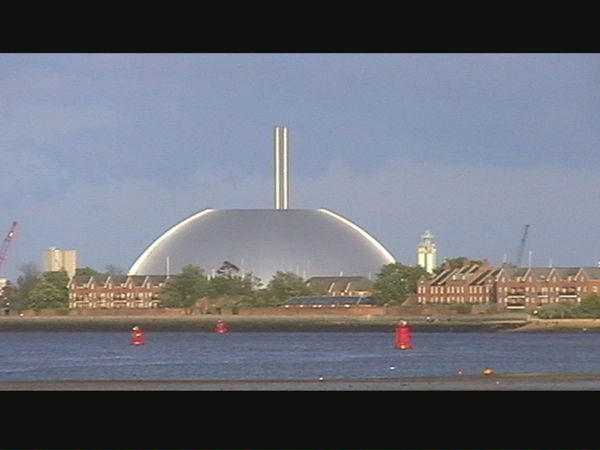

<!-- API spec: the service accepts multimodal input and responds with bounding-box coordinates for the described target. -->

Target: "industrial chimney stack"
[274,126,289,210]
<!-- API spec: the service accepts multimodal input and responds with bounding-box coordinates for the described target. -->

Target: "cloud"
[4,154,598,283]
[295,156,600,268]
[2,54,599,281]
[3,170,272,280]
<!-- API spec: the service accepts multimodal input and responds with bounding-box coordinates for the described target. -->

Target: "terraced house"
[68,275,168,309]
[496,266,600,309]
[417,262,600,310]
[417,261,500,306]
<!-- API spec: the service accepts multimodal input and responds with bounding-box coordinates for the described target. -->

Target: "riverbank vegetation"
[535,294,600,319]
[2,260,432,312]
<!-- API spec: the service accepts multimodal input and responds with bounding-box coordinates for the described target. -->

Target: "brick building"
[68,275,168,309]
[417,261,600,310]
[495,266,600,309]
[417,261,500,305]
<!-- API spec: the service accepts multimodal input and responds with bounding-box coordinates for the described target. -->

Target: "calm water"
[0,331,599,382]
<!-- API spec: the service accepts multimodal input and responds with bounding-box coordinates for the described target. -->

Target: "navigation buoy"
[131,325,145,346]
[215,320,230,334]
[395,320,413,350]
[483,368,495,375]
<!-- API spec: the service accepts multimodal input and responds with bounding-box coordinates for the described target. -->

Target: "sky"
[1,53,599,282]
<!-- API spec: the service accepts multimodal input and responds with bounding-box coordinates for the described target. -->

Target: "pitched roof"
[526,267,553,280]
[282,296,379,306]
[499,267,529,280]
[554,267,582,279]
[430,264,493,285]
[581,267,600,280]
[110,275,129,285]
[306,276,373,292]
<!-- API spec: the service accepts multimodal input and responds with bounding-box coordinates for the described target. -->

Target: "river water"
[0,331,599,382]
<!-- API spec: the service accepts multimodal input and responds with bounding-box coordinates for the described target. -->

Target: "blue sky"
[1,53,599,281]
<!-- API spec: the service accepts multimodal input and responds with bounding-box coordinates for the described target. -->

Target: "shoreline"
[0,314,599,333]
[2,372,600,390]
[0,314,526,332]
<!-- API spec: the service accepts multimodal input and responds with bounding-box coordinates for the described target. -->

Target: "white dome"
[129,208,395,283]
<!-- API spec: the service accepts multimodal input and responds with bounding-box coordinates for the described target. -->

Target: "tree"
[432,257,484,275]
[208,274,258,298]
[205,261,261,299]
[75,267,102,277]
[374,262,429,305]
[576,294,600,318]
[26,270,70,309]
[158,265,210,307]
[215,261,240,279]
[14,262,41,308]
[264,271,314,304]
[104,264,125,276]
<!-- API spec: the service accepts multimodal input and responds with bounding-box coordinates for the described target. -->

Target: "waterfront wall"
[12,304,492,317]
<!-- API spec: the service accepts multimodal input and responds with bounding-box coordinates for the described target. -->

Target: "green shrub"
[451,304,473,315]
[537,303,577,319]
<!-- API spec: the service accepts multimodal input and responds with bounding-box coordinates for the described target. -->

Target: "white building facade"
[44,247,77,279]
[417,230,437,274]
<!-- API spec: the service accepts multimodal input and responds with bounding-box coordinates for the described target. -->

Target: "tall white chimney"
[274,126,289,210]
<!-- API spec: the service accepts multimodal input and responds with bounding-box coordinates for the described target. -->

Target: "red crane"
[0,221,19,275]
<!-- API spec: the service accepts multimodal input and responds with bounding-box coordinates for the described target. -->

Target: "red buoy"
[131,326,145,345]
[215,320,230,334]
[395,320,412,350]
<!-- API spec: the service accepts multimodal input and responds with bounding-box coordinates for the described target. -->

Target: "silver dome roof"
[128,208,395,283]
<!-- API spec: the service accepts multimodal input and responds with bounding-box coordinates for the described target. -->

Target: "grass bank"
[0,314,528,332]
[505,318,600,333]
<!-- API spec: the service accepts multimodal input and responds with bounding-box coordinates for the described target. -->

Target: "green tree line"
[0,260,436,310]
[159,263,327,308]
[153,261,431,308]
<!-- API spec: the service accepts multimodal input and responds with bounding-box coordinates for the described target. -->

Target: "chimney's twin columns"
[274,126,289,210]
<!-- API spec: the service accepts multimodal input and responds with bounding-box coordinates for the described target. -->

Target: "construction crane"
[0,221,19,275]
[515,224,530,267]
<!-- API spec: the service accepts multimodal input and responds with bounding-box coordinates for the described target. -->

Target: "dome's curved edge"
[128,208,396,276]
[317,208,396,264]
[128,208,216,275]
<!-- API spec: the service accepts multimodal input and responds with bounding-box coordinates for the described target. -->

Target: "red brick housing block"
[417,261,600,310]
[69,275,168,309]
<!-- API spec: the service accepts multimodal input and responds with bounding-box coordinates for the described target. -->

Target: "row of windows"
[420,286,489,294]
[502,297,581,304]
[70,292,160,300]
[418,296,488,304]
[73,284,164,290]
[504,276,586,283]
[421,285,598,295]
[70,300,160,308]
[503,286,596,293]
